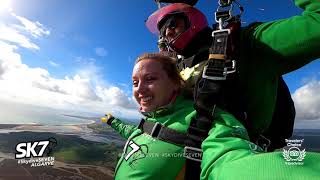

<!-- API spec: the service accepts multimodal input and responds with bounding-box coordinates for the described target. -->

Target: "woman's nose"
[136,81,147,94]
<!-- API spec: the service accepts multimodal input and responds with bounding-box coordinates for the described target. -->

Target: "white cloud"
[49,61,59,67]
[31,74,102,101]
[0,12,50,50]
[0,11,139,121]
[96,86,136,109]
[292,80,320,121]
[95,47,108,57]
[0,11,50,50]
[11,12,50,38]
[0,24,39,49]
[0,41,25,78]
[0,40,139,119]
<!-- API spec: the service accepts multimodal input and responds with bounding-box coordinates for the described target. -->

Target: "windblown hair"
[135,52,185,88]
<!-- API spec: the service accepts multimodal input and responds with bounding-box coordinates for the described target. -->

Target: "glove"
[101,113,115,125]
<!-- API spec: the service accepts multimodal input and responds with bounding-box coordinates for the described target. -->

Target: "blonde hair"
[135,52,184,87]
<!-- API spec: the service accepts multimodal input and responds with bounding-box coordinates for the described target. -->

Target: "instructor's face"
[132,59,178,112]
[161,16,186,42]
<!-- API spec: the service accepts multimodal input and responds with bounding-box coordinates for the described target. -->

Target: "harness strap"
[138,119,187,147]
[183,5,243,177]
[183,29,231,180]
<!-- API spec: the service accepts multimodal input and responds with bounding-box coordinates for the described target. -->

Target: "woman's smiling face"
[132,59,179,112]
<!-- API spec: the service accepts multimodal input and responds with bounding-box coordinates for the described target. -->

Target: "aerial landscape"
[0,119,319,179]
[0,120,127,180]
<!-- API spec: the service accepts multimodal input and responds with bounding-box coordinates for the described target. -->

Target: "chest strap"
[138,119,187,147]
[177,48,210,71]
[183,1,242,179]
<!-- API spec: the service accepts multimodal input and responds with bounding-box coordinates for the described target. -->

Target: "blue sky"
[0,0,319,128]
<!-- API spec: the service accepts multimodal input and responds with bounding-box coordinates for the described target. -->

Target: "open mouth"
[141,96,152,104]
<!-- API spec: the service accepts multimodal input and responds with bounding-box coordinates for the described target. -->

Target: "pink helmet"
[146,3,208,53]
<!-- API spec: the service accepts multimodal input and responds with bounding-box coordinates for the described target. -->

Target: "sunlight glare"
[0,0,12,13]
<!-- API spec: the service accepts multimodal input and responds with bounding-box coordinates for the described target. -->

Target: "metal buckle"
[216,0,243,26]
[215,3,233,23]
[202,65,227,80]
[212,28,230,37]
[225,59,236,74]
[184,146,203,162]
[218,0,233,6]
[202,29,234,80]
[202,59,236,80]
[256,135,271,152]
[150,122,162,138]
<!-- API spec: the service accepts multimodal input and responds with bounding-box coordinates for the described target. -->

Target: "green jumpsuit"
[110,95,320,180]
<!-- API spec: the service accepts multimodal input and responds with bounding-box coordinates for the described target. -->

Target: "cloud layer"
[1,9,319,127]
[292,80,320,121]
[0,12,139,121]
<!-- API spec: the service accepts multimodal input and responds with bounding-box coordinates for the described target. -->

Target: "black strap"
[252,77,296,152]
[107,117,115,125]
[183,29,231,180]
[138,119,188,147]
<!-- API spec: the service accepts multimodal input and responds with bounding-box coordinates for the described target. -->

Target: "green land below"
[0,123,125,180]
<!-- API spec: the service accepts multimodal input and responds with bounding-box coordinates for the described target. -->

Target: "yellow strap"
[209,54,226,60]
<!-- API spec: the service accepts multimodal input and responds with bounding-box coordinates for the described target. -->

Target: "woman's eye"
[132,81,138,86]
[146,76,156,81]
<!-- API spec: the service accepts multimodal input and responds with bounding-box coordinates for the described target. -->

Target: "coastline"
[0,123,93,134]
[0,123,125,145]
[0,123,37,129]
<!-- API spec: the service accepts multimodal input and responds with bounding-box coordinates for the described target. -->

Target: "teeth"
[141,96,152,102]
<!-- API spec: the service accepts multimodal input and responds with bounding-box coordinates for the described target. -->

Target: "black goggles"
[159,16,178,36]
